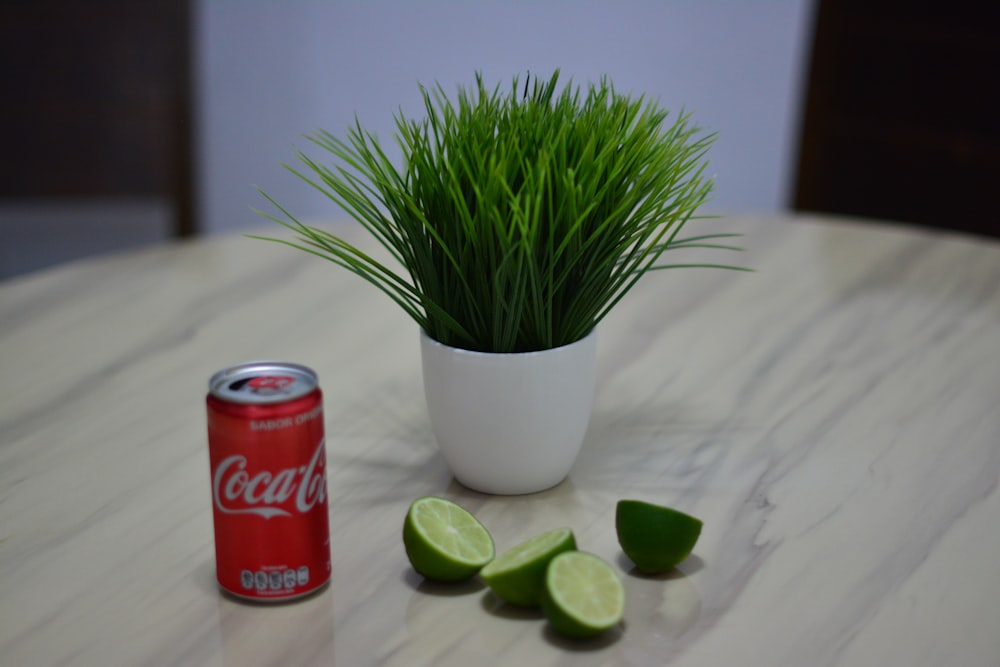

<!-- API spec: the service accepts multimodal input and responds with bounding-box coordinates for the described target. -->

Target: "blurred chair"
[793,0,999,237]
[0,0,194,278]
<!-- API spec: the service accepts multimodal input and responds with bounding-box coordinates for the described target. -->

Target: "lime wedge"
[543,551,625,638]
[402,496,495,582]
[480,528,576,606]
[615,499,702,574]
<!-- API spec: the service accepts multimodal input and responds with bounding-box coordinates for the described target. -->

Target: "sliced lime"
[402,496,495,582]
[480,528,576,606]
[543,551,625,638]
[615,499,702,574]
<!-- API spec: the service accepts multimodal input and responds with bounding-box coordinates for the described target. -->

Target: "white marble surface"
[1,214,998,666]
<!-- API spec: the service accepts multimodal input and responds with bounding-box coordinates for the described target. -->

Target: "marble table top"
[1,214,998,666]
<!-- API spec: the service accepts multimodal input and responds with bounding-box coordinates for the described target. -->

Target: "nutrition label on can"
[241,567,310,592]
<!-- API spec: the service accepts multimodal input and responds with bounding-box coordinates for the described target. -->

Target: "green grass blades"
[256,71,746,353]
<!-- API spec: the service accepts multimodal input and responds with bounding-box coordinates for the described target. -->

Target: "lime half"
[403,496,495,582]
[615,499,702,574]
[480,528,576,606]
[543,551,625,638]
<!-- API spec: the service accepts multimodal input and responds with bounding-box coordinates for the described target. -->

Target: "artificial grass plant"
[254,71,745,353]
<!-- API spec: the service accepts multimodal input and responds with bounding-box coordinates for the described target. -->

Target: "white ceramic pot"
[420,330,597,495]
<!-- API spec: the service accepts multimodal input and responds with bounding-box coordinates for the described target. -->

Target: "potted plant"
[255,71,743,494]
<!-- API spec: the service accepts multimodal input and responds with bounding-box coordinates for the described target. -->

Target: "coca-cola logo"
[212,439,327,519]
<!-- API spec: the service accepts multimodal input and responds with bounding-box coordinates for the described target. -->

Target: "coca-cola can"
[206,361,331,602]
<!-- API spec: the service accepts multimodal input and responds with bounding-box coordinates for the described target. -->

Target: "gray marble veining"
[1,215,998,666]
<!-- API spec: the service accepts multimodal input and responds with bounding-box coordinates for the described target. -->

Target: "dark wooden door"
[0,0,195,236]
[794,1,1000,238]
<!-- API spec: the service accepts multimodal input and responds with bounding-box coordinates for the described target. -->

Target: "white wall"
[195,0,816,235]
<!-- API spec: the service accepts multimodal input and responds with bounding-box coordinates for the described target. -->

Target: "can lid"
[208,361,318,405]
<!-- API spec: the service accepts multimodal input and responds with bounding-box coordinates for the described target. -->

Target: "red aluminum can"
[206,361,331,601]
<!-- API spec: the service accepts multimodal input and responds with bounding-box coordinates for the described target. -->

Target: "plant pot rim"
[419,328,596,358]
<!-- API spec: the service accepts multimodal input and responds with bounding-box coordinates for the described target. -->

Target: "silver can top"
[208,361,319,405]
